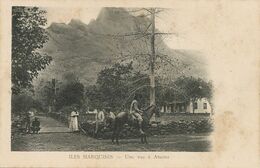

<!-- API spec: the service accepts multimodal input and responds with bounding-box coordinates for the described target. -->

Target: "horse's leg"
[144,133,148,144]
[112,130,115,144]
[116,128,120,145]
[140,134,144,144]
[139,122,144,135]
[139,121,145,144]
[112,120,117,144]
[112,122,119,145]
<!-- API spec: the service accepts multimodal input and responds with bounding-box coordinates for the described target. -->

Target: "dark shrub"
[79,119,213,140]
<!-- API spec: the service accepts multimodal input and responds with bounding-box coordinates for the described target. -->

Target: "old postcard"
[0,0,259,167]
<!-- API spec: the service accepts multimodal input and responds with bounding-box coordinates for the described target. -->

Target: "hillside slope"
[35,8,207,86]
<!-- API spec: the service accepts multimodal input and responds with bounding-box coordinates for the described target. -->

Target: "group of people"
[16,94,144,136]
[94,107,116,137]
[67,106,117,135]
[94,94,144,136]
[24,110,41,134]
[68,94,144,136]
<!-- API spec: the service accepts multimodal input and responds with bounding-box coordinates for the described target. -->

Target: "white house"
[187,98,212,114]
[160,97,212,114]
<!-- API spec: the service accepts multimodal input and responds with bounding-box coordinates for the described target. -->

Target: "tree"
[12,7,52,94]
[11,93,44,114]
[174,76,213,113]
[85,85,103,110]
[105,8,178,106]
[55,80,84,111]
[86,62,150,111]
[35,79,60,112]
[96,63,134,110]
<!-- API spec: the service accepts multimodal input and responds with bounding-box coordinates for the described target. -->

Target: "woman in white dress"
[69,107,79,132]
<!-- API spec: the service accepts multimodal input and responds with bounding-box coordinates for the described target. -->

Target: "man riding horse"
[111,94,159,144]
[130,94,144,134]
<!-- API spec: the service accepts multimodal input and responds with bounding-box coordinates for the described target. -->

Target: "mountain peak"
[68,19,85,26]
[96,7,131,22]
[48,22,69,33]
[68,19,88,31]
[49,22,66,28]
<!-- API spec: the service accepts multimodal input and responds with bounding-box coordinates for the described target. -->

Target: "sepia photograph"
[11,6,214,152]
[1,0,259,167]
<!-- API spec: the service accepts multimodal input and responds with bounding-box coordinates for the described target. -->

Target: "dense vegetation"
[12,7,52,94]
[12,62,213,116]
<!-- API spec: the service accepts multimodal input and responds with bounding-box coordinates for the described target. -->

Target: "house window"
[194,102,198,109]
[203,103,207,109]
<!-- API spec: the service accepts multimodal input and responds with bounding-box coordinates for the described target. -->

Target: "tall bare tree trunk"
[149,8,156,123]
[150,8,156,106]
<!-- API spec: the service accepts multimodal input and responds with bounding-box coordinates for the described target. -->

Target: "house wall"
[160,98,212,114]
[188,98,212,114]
[160,103,187,113]
[160,106,172,113]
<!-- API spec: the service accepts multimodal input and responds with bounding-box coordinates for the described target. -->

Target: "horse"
[111,104,160,145]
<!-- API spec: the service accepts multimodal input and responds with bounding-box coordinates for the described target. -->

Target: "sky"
[46,8,101,26]
[45,7,202,50]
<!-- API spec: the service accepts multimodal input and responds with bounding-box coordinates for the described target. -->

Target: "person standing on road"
[24,109,35,134]
[69,107,79,132]
[95,108,105,137]
[24,112,31,133]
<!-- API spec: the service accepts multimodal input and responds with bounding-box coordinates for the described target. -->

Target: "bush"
[11,114,26,138]
[11,93,45,138]
[55,82,84,110]
[80,119,213,140]
[12,94,45,114]
[12,94,34,114]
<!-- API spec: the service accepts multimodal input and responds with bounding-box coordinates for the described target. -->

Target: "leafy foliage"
[34,72,85,112]
[12,7,52,94]
[55,80,85,111]
[11,93,44,114]
[155,76,213,112]
[85,62,213,111]
[35,79,59,111]
[172,76,213,112]
[85,85,103,110]
[86,62,150,111]
[174,76,213,101]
